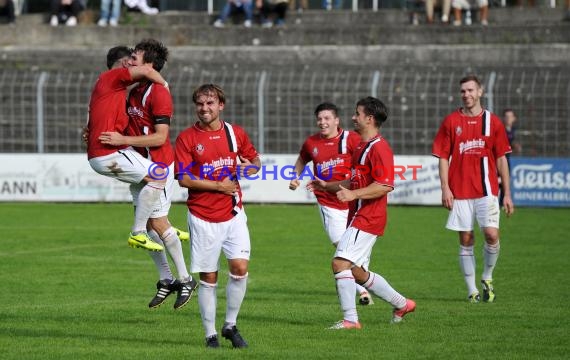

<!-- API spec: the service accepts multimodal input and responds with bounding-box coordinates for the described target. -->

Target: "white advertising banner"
[0,154,441,205]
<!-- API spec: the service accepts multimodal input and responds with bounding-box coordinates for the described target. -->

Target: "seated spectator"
[426,0,450,24]
[289,0,307,12]
[0,0,15,25]
[322,0,342,9]
[452,0,487,26]
[214,0,254,28]
[124,0,159,15]
[50,0,83,27]
[98,0,122,27]
[258,0,289,28]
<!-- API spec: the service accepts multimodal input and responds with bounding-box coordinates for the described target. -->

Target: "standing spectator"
[87,45,169,252]
[97,39,198,310]
[258,0,289,27]
[309,97,416,329]
[175,84,261,348]
[289,102,374,306]
[98,0,121,27]
[432,75,514,303]
[49,0,83,26]
[0,0,15,25]
[452,0,488,26]
[499,108,518,206]
[426,0,451,24]
[213,0,254,28]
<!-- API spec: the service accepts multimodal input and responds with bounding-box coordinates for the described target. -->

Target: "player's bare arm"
[128,64,168,88]
[237,156,261,178]
[289,156,308,190]
[307,177,349,193]
[497,155,515,217]
[99,124,169,147]
[337,182,393,203]
[438,157,454,210]
[178,175,238,196]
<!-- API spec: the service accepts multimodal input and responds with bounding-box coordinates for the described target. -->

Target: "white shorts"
[130,163,174,218]
[188,210,251,273]
[88,148,152,184]
[446,195,500,231]
[452,0,488,9]
[317,204,348,245]
[335,226,377,269]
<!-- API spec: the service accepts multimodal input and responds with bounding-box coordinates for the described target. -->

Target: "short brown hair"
[459,75,482,88]
[192,84,225,104]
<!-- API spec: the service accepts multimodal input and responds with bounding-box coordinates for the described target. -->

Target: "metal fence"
[0,66,568,156]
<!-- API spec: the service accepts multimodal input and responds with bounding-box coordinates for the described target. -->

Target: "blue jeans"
[322,0,343,9]
[218,0,253,22]
[100,0,121,21]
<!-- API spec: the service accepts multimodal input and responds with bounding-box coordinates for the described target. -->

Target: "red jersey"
[348,135,394,236]
[299,129,360,210]
[432,109,512,199]
[87,67,134,159]
[174,121,259,223]
[126,82,174,164]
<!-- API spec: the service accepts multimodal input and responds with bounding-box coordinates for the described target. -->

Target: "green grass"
[0,203,568,359]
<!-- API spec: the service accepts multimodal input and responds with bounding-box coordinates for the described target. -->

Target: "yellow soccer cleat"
[128,232,164,252]
[174,227,190,242]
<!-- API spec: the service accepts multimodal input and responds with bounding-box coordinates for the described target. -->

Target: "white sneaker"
[109,18,119,26]
[262,21,273,28]
[213,19,224,28]
[66,16,77,26]
[244,20,252,28]
[441,14,449,23]
[465,10,472,25]
[481,19,488,26]
[97,18,107,27]
[453,20,461,26]
[50,15,59,26]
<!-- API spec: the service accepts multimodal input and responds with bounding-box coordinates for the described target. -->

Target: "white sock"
[147,230,172,280]
[225,273,248,325]
[199,281,217,338]
[363,271,406,309]
[482,241,500,281]
[459,245,478,296]
[161,227,190,280]
[334,270,358,323]
[132,181,164,232]
[355,283,367,295]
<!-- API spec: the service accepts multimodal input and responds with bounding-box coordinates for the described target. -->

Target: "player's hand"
[336,184,356,202]
[237,156,259,178]
[99,131,126,146]
[441,186,454,210]
[289,179,300,191]
[307,176,327,192]
[81,126,89,144]
[217,177,238,196]
[502,195,515,217]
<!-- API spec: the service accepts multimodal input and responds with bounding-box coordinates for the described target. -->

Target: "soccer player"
[289,102,374,305]
[97,39,197,310]
[175,84,261,348]
[432,75,514,303]
[87,45,169,252]
[309,97,416,329]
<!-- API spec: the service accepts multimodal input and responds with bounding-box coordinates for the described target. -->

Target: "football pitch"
[1,203,568,359]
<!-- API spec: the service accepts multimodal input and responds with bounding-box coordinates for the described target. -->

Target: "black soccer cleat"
[205,335,220,348]
[221,325,248,348]
[148,279,180,308]
[173,277,198,310]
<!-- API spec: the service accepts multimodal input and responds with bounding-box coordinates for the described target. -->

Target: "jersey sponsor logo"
[459,139,485,154]
[203,156,235,170]
[455,126,462,135]
[127,106,144,118]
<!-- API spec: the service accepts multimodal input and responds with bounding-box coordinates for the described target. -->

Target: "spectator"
[97,0,121,27]
[124,0,159,15]
[407,0,424,25]
[0,0,15,25]
[289,0,307,12]
[322,0,342,10]
[565,0,570,22]
[258,0,289,27]
[50,0,83,26]
[452,0,488,26]
[426,0,451,24]
[213,0,254,28]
